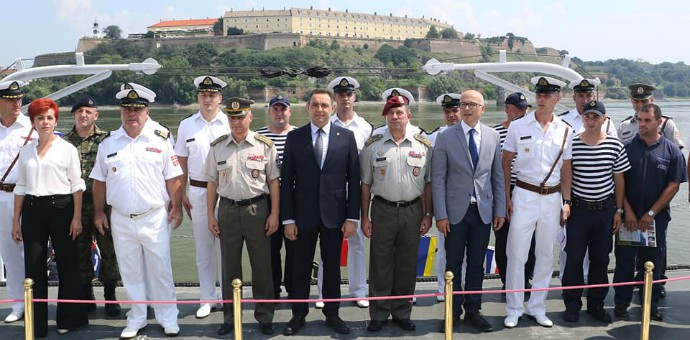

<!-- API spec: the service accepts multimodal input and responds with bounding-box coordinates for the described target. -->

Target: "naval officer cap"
[504,92,531,109]
[436,93,461,108]
[223,97,254,117]
[0,80,26,99]
[269,94,290,107]
[382,87,415,105]
[116,85,156,108]
[628,83,656,100]
[120,82,157,100]
[327,76,360,93]
[582,100,606,116]
[71,97,97,113]
[194,76,227,93]
[531,76,566,93]
[569,78,601,92]
[382,95,408,116]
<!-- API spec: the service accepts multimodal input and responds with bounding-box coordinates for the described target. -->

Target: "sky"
[3,0,690,69]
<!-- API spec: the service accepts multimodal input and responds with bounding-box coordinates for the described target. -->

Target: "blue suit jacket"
[431,122,506,225]
[280,123,361,229]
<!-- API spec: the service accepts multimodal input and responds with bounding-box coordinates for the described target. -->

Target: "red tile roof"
[148,19,218,29]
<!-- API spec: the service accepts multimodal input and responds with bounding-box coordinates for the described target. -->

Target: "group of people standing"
[0,72,686,338]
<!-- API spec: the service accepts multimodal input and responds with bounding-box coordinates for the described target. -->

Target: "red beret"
[381,95,408,116]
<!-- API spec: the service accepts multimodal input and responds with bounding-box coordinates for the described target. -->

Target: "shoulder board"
[417,127,428,135]
[561,120,572,128]
[557,110,569,116]
[414,134,432,148]
[182,113,194,120]
[428,126,441,134]
[661,115,674,120]
[210,134,229,147]
[154,129,170,140]
[622,116,633,122]
[513,115,525,121]
[254,133,274,147]
[102,131,111,140]
[365,134,383,147]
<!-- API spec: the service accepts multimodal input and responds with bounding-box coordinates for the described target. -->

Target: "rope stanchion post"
[24,278,34,340]
[232,278,243,340]
[640,261,654,340]
[444,271,454,340]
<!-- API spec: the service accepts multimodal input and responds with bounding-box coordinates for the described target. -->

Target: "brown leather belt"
[515,179,561,195]
[374,195,420,208]
[189,179,208,188]
[220,194,266,207]
[0,183,16,193]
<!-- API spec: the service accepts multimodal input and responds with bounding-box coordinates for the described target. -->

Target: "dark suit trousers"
[22,195,88,337]
[270,223,294,295]
[446,204,491,315]
[218,198,274,324]
[288,223,343,318]
[369,199,422,321]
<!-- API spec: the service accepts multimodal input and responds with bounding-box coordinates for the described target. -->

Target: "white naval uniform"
[0,114,32,312]
[174,111,229,304]
[90,121,183,330]
[503,112,573,317]
[316,113,372,299]
[428,125,449,293]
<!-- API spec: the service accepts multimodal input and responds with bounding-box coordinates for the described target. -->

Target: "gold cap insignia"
[9,82,19,90]
[538,78,548,86]
[443,95,452,103]
[203,77,213,85]
[127,91,139,99]
[391,89,400,97]
[637,86,644,94]
[339,78,349,86]
[231,101,240,109]
[580,80,590,87]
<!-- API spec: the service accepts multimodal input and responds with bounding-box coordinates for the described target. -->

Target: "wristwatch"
[647,210,656,218]
[616,208,625,214]
[563,199,572,206]
[424,212,433,217]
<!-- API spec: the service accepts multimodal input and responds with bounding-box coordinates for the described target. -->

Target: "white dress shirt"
[14,137,85,196]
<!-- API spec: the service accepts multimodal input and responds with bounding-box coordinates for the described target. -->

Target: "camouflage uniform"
[63,125,120,284]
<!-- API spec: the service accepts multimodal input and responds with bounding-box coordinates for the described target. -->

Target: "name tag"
[376,157,387,162]
[186,138,195,143]
[146,147,162,153]
[106,152,118,158]
[217,160,227,165]
[520,135,531,140]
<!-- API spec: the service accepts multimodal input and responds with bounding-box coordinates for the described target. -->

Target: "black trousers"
[287,223,343,318]
[22,194,88,337]
[270,223,294,296]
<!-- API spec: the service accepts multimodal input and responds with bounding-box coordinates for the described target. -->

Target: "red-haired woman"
[10,98,88,337]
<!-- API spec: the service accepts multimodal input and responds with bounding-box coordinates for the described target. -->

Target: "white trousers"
[506,188,560,317]
[317,223,368,298]
[0,192,25,311]
[558,225,590,282]
[111,207,179,329]
[188,186,222,302]
[435,227,447,293]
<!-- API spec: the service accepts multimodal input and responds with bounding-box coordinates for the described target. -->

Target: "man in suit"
[432,90,506,333]
[280,88,361,336]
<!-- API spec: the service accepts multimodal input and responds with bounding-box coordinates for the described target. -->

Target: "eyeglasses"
[459,102,483,109]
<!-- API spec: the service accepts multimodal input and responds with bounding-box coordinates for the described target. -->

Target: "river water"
[55,99,690,282]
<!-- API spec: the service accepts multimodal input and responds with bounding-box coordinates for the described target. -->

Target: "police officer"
[361,95,433,332]
[174,76,228,319]
[63,97,121,316]
[502,76,573,329]
[562,100,630,323]
[90,85,183,339]
[0,80,31,323]
[205,98,279,336]
[617,83,684,148]
[614,103,686,322]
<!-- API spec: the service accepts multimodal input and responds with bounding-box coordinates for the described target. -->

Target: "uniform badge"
[251,169,260,178]
[376,151,385,157]
[637,86,644,94]
[112,167,117,173]
[379,168,386,176]
[412,167,421,177]
[171,155,179,167]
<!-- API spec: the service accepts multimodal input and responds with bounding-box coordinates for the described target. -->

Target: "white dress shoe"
[57,328,70,335]
[195,303,212,319]
[315,301,325,309]
[164,324,180,336]
[504,315,520,328]
[531,314,553,327]
[4,309,23,323]
[412,297,417,304]
[436,294,445,302]
[120,326,142,339]
[356,299,369,308]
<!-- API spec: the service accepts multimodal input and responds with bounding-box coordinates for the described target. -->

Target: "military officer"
[90,85,183,339]
[63,97,121,316]
[361,95,433,332]
[559,78,616,135]
[174,76,229,319]
[205,98,279,336]
[120,82,176,146]
[372,88,425,136]
[0,80,31,323]
[617,83,683,148]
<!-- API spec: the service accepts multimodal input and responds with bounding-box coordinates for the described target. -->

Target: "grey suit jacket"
[431,122,506,225]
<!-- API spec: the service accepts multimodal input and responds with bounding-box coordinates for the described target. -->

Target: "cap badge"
[538,78,548,86]
[391,89,401,97]
[339,78,349,86]
[519,94,526,100]
[127,91,139,99]
[277,95,283,100]
[637,86,645,94]
[203,77,213,85]
[9,82,19,90]
[443,95,452,103]
[88,99,94,105]
[231,101,240,110]
[589,101,597,107]
[580,80,590,87]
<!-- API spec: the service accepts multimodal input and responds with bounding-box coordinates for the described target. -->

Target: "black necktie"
[314,128,323,168]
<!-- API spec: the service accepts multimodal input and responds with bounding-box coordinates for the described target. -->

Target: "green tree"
[186,43,218,67]
[149,56,196,104]
[227,27,244,35]
[426,26,441,39]
[440,28,458,39]
[463,32,476,40]
[103,25,122,40]
[213,18,223,35]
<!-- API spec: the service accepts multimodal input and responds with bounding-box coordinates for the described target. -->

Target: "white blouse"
[14,137,85,196]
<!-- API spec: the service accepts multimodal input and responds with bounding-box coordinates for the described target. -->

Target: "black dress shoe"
[563,309,579,322]
[283,315,305,336]
[325,316,350,334]
[439,314,460,333]
[392,318,416,331]
[614,304,629,318]
[650,308,663,321]
[465,312,493,332]
[217,323,233,335]
[259,322,275,335]
[587,307,612,323]
[367,319,386,332]
[660,285,666,298]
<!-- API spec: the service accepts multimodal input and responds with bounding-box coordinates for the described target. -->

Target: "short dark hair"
[307,88,334,105]
[639,103,661,120]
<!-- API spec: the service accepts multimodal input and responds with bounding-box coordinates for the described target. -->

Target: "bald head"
[459,90,485,127]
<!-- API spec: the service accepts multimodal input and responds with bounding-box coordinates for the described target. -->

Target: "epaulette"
[557,110,569,116]
[561,120,572,128]
[154,129,170,140]
[661,115,674,120]
[414,133,432,148]
[513,115,525,121]
[417,127,428,135]
[254,133,274,147]
[621,116,633,123]
[210,134,229,147]
[365,134,383,147]
[428,126,441,134]
[102,131,111,140]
